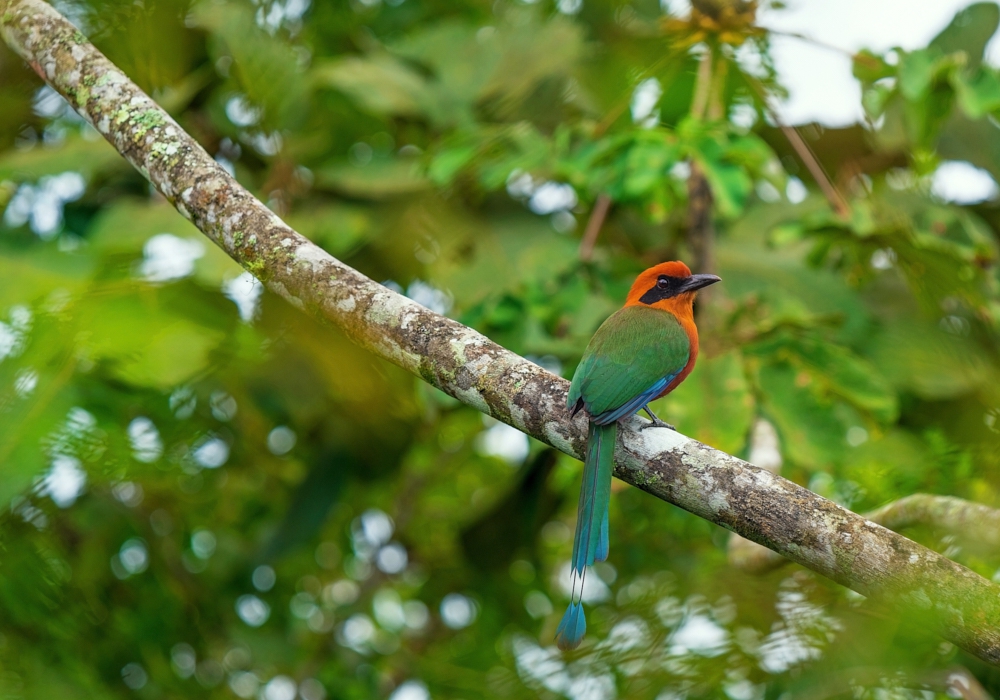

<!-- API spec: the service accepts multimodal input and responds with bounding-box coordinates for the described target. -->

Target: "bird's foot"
[640,406,675,431]
[640,417,675,431]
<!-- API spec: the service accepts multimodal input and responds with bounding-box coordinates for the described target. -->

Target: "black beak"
[681,273,722,293]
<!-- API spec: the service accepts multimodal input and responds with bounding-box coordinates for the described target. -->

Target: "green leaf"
[862,83,894,120]
[868,313,995,399]
[696,156,751,219]
[285,203,374,258]
[312,55,431,119]
[620,138,680,200]
[841,429,934,507]
[390,13,583,122]
[852,49,895,86]
[0,136,122,181]
[314,159,429,199]
[938,108,1000,182]
[756,360,854,469]
[898,49,943,101]
[0,313,84,505]
[428,145,478,185]
[191,1,307,129]
[952,68,1000,118]
[78,292,227,390]
[88,198,200,254]
[87,199,241,285]
[716,240,871,343]
[929,2,1000,72]
[763,335,899,423]
[0,246,95,311]
[432,215,578,310]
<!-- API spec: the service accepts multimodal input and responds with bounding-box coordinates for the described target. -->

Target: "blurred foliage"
[1,0,1000,698]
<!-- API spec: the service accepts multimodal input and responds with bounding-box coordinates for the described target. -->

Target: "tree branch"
[686,161,716,276]
[5,0,1000,664]
[867,494,1000,547]
[746,78,851,217]
[730,493,1000,574]
[579,193,611,262]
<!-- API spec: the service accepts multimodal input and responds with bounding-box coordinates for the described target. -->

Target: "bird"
[555,261,721,650]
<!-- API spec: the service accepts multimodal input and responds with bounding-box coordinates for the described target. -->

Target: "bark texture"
[732,494,1000,575]
[4,0,1000,664]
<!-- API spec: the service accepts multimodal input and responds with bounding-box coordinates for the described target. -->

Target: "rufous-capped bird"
[556,261,721,650]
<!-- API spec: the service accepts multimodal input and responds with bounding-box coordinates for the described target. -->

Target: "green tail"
[556,421,615,650]
[571,421,615,574]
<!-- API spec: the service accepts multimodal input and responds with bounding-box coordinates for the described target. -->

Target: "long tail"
[555,421,615,650]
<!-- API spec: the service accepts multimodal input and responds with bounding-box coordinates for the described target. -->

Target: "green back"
[568,305,691,417]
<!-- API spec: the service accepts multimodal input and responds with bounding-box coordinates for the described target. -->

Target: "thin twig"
[687,46,717,278]
[706,52,728,121]
[746,75,851,217]
[592,44,690,137]
[767,28,872,61]
[579,193,612,261]
[690,48,714,120]
[686,161,715,274]
[778,120,851,217]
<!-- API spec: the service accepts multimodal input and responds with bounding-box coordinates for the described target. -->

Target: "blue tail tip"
[555,602,586,650]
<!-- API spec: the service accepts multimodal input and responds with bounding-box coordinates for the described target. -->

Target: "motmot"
[556,261,721,650]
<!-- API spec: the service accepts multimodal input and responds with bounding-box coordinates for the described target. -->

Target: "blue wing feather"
[590,371,679,425]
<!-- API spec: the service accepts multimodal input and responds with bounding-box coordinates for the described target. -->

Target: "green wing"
[568,305,690,419]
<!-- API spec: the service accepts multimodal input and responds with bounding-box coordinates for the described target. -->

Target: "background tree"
[1,0,1000,698]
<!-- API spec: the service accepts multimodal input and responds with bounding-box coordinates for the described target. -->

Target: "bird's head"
[625,261,721,312]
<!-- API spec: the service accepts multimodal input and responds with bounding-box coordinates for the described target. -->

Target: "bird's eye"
[656,277,670,289]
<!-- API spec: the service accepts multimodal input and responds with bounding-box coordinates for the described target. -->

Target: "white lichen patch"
[269,211,287,229]
[506,402,531,433]
[335,296,357,312]
[371,338,422,376]
[708,490,731,514]
[626,421,692,457]
[463,353,495,380]
[452,385,490,415]
[294,244,332,273]
[198,175,227,196]
[448,332,487,365]
[853,531,894,576]
[365,290,418,329]
[222,213,243,236]
[732,466,777,491]
[543,421,579,458]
